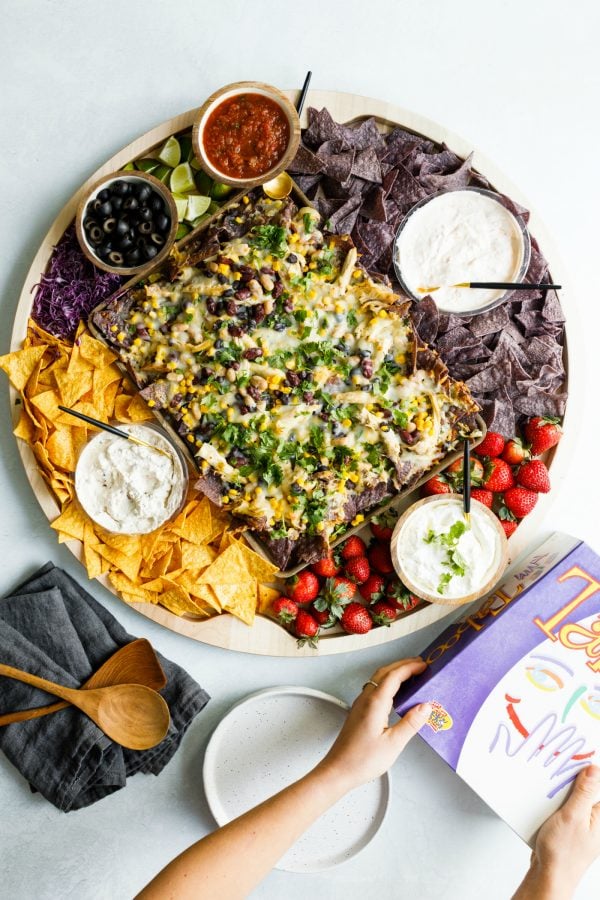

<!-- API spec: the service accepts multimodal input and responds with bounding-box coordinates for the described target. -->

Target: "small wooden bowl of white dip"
[393,187,531,317]
[390,494,509,607]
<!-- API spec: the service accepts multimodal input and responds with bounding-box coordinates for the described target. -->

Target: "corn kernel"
[133,337,142,347]
[378,309,388,318]
[351,514,365,526]
[342,418,352,428]
[110,324,118,332]
[316,521,325,532]
[352,270,361,279]
[242,195,249,204]
[395,353,406,365]
[234,216,243,224]
[117,331,126,342]
[186,434,194,443]
[147,400,155,408]
[221,496,230,504]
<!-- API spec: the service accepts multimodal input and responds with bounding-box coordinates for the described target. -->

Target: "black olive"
[109,251,124,266]
[126,248,140,265]
[119,235,134,251]
[98,200,112,217]
[138,221,153,234]
[98,188,111,202]
[88,225,103,244]
[83,217,98,231]
[144,243,158,259]
[111,196,123,212]
[112,180,130,196]
[136,184,151,202]
[91,198,103,213]
[138,207,152,222]
[123,196,138,211]
[150,232,165,246]
[155,213,169,232]
[150,195,163,212]
[103,218,117,234]
[115,218,129,237]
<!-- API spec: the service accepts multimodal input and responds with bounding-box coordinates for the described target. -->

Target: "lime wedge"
[211,182,234,200]
[170,162,196,194]
[184,194,211,222]
[176,222,191,240]
[190,157,203,171]
[208,200,221,215]
[172,193,189,221]
[158,136,181,169]
[122,162,135,171]
[135,158,160,173]
[179,135,193,162]
[194,170,213,194]
[153,164,172,183]
[191,213,211,228]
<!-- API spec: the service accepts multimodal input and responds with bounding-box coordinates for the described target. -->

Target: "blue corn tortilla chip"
[360,186,387,222]
[351,147,382,183]
[288,144,323,175]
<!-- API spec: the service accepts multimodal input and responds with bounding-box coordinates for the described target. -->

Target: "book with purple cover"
[394,533,600,845]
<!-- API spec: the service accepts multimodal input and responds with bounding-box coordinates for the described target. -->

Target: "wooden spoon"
[0,639,166,727]
[0,663,170,750]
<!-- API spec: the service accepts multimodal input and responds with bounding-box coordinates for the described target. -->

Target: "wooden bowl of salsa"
[192,81,301,188]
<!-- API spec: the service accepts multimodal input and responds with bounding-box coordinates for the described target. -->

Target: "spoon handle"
[0,701,68,726]
[0,663,78,705]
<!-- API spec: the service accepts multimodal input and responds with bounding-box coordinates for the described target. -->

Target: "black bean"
[361,358,374,378]
[286,253,297,264]
[231,280,242,290]
[214,339,224,349]
[272,282,284,299]
[243,347,263,360]
[216,273,228,284]
[247,385,262,402]
[226,300,238,316]
[228,324,243,336]
[235,288,251,301]
[222,288,235,298]
[285,371,300,387]
[206,298,218,315]
[274,322,286,332]
[252,305,266,324]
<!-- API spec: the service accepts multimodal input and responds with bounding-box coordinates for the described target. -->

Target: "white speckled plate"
[202,686,390,873]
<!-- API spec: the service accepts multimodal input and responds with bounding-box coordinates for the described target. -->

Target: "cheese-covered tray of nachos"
[90,185,483,573]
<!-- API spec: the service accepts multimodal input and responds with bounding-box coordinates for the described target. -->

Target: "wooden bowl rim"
[191,80,301,188]
[390,492,509,607]
[75,169,178,276]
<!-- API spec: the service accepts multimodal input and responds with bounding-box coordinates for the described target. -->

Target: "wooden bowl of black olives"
[75,171,178,275]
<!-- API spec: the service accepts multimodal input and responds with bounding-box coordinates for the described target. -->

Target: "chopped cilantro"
[424,520,470,594]
[249,224,287,258]
[347,310,358,329]
[303,213,314,233]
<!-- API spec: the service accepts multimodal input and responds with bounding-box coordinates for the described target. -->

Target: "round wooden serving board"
[9,90,582,657]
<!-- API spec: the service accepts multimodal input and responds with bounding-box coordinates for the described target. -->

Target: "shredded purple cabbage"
[32,226,123,340]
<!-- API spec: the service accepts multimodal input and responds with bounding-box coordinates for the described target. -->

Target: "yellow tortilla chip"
[13,407,37,443]
[257,584,281,615]
[95,542,141,582]
[54,365,93,407]
[95,530,142,558]
[198,543,252,586]
[0,345,47,391]
[158,585,204,617]
[186,582,222,611]
[78,333,117,368]
[176,497,212,545]
[31,389,62,423]
[46,427,75,471]
[50,503,88,541]
[125,394,153,423]
[108,572,158,602]
[232,539,278,581]
[214,582,256,625]
[83,524,103,579]
[181,541,216,571]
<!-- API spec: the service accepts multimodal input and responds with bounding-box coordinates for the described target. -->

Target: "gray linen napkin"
[0,562,210,811]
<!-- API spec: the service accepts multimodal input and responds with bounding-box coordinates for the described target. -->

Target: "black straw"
[464,282,561,291]
[58,405,130,440]
[463,439,471,521]
[296,71,312,115]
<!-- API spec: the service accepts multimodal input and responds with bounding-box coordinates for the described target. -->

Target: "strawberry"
[313,576,356,620]
[309,603,335,628]
[421,473,451,496]
[386,580,421,611]
[370,509,397,541]
[294,610,320,648]
[341,602,373,634]
[340,535,367,560]
[287,570,320,604]
[470,488,493,509]
[500,520,518,538]
[359,573,386,604]
[345,555,371,584]
[311,554,340,578]
[502,437,529,466]
[517,459,551,493]
[368,541,394,574]
[271,596,298,624]
[524,416,563,457]
[504,486,538,518]
[371,601,399,626]
[474,431,505,458]
[482,458,515,493]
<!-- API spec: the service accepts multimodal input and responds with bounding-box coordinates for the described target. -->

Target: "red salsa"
[203,93,290,180]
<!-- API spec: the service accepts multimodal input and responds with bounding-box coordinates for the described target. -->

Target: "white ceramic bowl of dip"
[393,187,531,317]
[74,423,188,534]
[390,493,508,606]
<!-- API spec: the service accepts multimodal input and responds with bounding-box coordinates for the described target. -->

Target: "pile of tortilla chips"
[0,320,279,625]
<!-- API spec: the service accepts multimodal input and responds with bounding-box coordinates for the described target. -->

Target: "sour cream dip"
[391,495,507,604]
[394,189,529,315]
[75,424,187,534]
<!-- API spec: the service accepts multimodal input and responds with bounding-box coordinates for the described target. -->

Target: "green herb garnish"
[424,520,470,594]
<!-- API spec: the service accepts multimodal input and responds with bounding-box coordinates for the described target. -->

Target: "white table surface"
[1,1,600,897]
